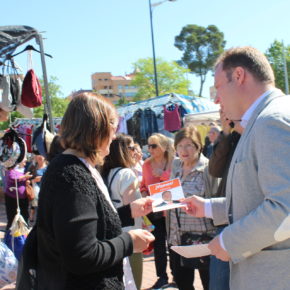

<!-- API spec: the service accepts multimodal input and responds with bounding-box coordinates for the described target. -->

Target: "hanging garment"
[21,69,42,108]
[127,109,146,145]
[144,108,158,139]
[178,104,188,127]
[164,104,181,132]
[17,124,33,153]
[0,75,16,112]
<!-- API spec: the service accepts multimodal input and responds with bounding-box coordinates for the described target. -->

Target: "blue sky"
[1,0,289,98]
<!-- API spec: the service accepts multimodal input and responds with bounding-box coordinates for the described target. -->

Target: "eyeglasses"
[148,144,158,149]
[128,146,136,151]
[176,143,197,151]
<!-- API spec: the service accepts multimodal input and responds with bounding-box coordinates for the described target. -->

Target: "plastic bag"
[0,241,18,288]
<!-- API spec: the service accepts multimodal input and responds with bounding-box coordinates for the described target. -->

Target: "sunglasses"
[148,144,158,149]
[128,146,136,151]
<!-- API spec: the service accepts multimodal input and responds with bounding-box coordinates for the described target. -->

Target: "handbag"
[175,209,211,269]
[179,232,211,269]
[25,180,35,201]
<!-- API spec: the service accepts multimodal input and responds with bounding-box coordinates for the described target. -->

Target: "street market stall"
[0,25,54,131]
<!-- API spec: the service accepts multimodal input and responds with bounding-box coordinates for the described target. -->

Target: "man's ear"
[233,67,246,85]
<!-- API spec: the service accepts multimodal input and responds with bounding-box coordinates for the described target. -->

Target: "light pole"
[282,41,289,94]
[148,0,176,97]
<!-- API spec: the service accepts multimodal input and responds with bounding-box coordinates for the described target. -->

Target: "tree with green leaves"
[175,24,226,97]
[34,76,69,118]
[265,40,290,93]
[130,58,190,101]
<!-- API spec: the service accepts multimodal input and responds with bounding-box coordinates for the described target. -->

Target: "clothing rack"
[0,25,54,132]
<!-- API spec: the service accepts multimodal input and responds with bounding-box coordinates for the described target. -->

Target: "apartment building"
[91,71,138,104]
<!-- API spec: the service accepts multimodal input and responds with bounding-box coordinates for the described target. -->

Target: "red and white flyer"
[148,178,186,212]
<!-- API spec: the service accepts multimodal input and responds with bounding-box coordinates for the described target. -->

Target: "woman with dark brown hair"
[102,133,143,290]
[19,93,154,290]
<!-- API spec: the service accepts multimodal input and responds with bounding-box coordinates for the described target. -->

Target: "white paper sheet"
[152,202,186,212]
[171,243,211,258]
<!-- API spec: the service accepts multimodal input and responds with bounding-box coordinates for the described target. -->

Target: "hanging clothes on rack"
[164,103,181,132]
[127,109,145,145]
[16,123,33,153]
[144,108,158,139]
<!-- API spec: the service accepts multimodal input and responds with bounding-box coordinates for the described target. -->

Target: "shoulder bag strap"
[107,167,123,198]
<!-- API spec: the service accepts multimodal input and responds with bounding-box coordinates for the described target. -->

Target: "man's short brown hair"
[60,92,117,163]
[215,46,275,84]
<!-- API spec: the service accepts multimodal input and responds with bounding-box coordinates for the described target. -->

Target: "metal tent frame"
[0,25,54,132]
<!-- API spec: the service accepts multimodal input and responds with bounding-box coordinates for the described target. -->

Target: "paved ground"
[0,191,203,290]
[141,253,203,290]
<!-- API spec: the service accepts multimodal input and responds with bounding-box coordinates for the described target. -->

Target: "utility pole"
[148,0,176,97]
[282,41,289,94]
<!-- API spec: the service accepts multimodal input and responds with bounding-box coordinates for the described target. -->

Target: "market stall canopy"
[0,25,38,63]
[184,111,220,125]
[117,93,219,116]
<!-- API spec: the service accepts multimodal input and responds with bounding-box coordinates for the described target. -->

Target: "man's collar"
[240,89,277,128]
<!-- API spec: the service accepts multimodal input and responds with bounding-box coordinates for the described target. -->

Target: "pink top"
[140,159,171,195]
[5,168,27,199]
[164,104,181,132]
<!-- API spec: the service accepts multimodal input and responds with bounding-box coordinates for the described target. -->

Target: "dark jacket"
[35,154,133,290]
[208,131,241,198]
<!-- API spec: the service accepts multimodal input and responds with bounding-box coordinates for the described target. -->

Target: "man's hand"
[208,235,231,262]
[220,109,232,135]
[130,197,153,218]
[181,195,206,217]
[128,229,155,253]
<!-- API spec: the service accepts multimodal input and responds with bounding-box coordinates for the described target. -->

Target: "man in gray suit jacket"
[183,46,290,290]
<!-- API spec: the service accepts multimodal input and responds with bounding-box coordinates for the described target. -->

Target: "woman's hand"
[33,176,42,183]
[130,197,153,218]
[19,172,33,180]
[128,229,155,253]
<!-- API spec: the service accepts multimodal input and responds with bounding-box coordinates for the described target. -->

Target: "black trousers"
[151,216,168,279]
[5,194,29,231]
[169,248,209,290]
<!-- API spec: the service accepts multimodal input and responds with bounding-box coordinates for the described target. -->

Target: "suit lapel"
[226,89,285,217]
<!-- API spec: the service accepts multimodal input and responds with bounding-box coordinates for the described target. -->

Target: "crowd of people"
[0,45,289,290]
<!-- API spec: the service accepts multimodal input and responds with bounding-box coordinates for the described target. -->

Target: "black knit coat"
[36,154,133,290]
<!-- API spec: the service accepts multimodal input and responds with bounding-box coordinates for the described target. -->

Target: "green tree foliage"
[34,76,69,118]
[130,58,190,100]
[175,24,226,97]
[0,76,69,130]
[265,40,290,93]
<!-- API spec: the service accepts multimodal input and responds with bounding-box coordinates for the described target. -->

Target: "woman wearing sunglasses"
[140,133,175,289]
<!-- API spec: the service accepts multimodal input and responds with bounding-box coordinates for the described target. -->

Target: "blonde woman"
[140,133,175,289]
